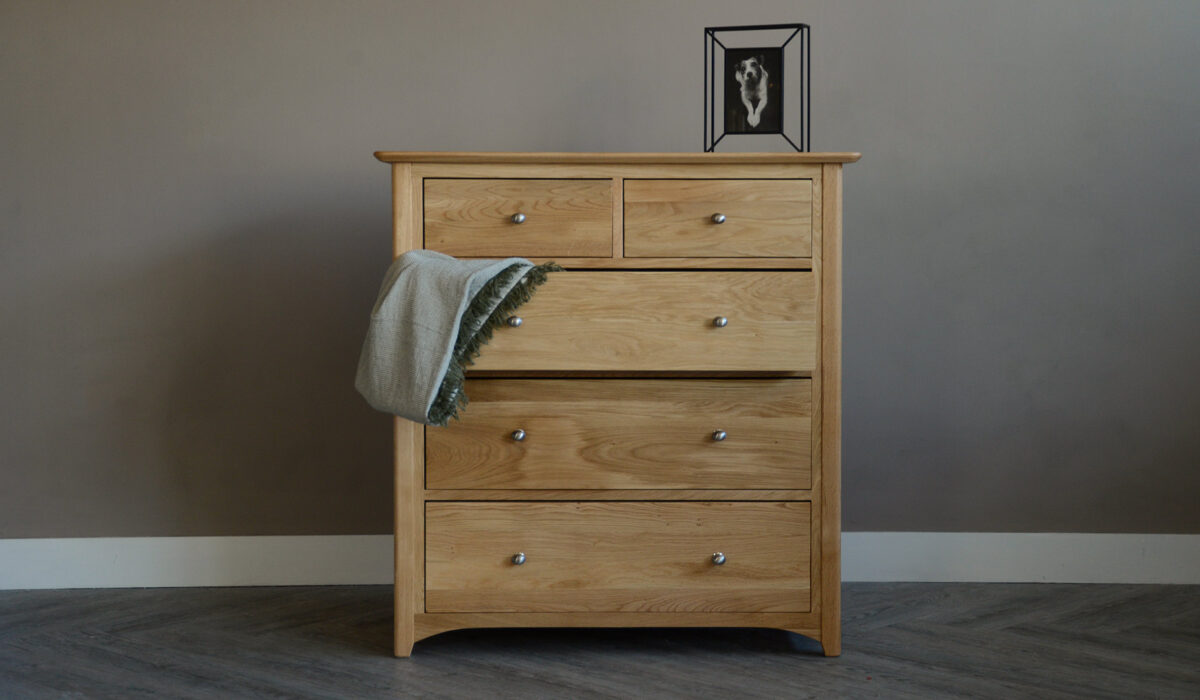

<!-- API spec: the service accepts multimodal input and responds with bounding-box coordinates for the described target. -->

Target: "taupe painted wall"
[3,0,1197,537]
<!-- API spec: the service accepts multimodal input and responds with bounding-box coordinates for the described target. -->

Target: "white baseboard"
[1,533,1197,590]
[842,532,1200,584]
[0,535,394,589]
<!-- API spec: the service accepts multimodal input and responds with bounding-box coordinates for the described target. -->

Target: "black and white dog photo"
[724,48,782,133]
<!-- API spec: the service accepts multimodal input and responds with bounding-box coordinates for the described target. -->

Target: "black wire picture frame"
[704,23,810,152]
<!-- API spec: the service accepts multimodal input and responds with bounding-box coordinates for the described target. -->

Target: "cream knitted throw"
[355,250,559,426]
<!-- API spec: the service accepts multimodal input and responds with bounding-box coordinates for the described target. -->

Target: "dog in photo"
[734,55,769,128]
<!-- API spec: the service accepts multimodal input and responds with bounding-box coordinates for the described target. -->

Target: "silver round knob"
[711,213,727,224]
[511,429,526,442]
[506,316,523,327]
[712,552,726,566]
[711,430,727,442]
[712,316,728,328]
[511,552,526,565]
[511,213,527,224]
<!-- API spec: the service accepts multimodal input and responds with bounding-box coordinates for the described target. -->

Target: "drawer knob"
[511,428,526,442]
[712,552,726,566]
[711,430,727,442]
[506,316,523,328]
[711,213,727,224]
[712,316,728,328]
[510,212,527,224]
[511,552,526,565]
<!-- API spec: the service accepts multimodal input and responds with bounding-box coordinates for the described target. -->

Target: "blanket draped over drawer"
[355,249,559,426]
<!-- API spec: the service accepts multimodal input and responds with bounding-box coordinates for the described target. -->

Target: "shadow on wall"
[125,205,394,536]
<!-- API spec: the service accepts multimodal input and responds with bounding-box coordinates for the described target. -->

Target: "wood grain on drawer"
[427,379,811,490]
[624,179,812,258]
[470,271,815,372]
[426,502,811,613]
[424,179,612,257]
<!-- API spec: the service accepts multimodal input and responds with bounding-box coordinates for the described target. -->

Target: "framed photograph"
[705,24,809,151]
[725,48,783,134]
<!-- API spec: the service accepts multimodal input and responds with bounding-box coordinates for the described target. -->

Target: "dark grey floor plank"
[0,584,1197,699]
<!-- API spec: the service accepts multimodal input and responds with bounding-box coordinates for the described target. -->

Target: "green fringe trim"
[427,261,563,426]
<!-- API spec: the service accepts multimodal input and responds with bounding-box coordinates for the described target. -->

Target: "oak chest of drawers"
[374,151,858,656]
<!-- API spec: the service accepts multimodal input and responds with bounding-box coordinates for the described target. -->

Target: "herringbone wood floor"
[1,584,1197,698]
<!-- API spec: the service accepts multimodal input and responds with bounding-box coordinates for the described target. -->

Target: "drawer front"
[426,502,811,613]
[424,178,612,257]
[427,379,811,490]
[471,271,815,372]
[624,179,813,258]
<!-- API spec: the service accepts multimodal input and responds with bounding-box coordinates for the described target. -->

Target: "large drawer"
[624,179,813,258]
[427,379,811,490]
[471,271,815,372]
[425,501,812,613]
[424,178,612,257]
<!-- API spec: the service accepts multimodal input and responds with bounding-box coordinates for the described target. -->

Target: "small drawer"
[624,179,813,258]
[424,178,612,257]
[427,379,811,490]
[470,271,816,372]
[425,501,811,613]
